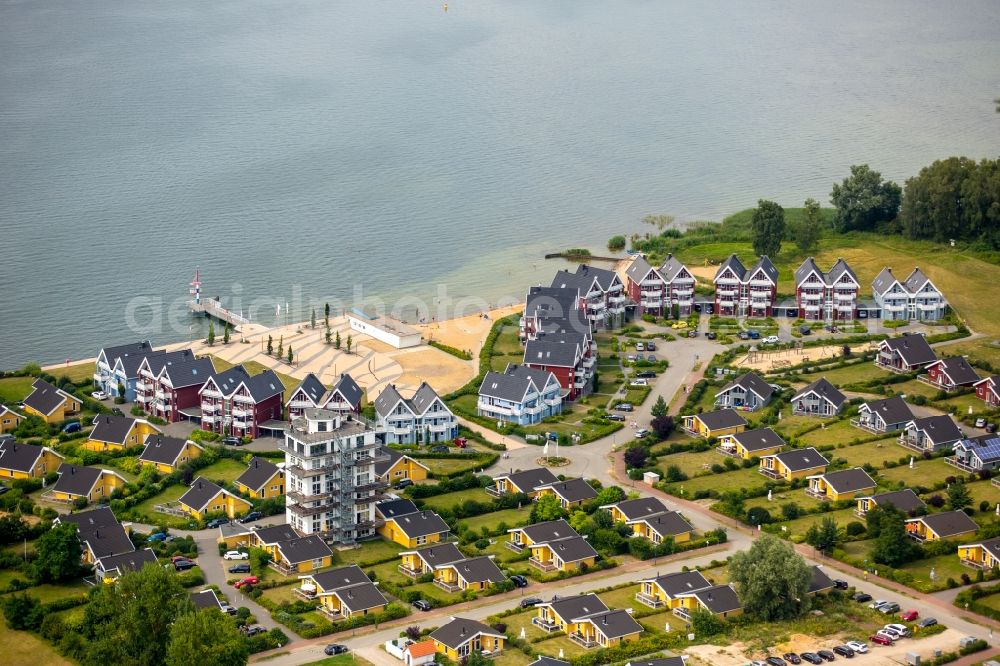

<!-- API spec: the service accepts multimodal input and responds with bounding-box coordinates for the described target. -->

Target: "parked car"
[799,326,812,336]
[974,417,986,428]
[853,592,872,603]
[626,354,637,362]
[91,390,109,400]
[870,633,893,646]
[62,421,81,434]
[917,617,938,628]
[607,414,626,422]
[614,403,634,412]
[844,641,867,654]
[173,559,196,571]
[519,597,542,609]
[800,654,823,665]
[646,354,657,362]
[630,379,648,386]
[762,335,780,344]
[242,624,266,636]
[900,610,919,622]
[867,599,888,610]
[738,331,750,340]
[671,321,688,330]
[766,657,787,666]
[634,429,649,438]
[879,602,900,614]
[223,550,249,560]
[206,517,230,529]
[783,654,801,664]
[833,579,849,590]
[510,575,528,588]
[636,343,645,352]
[646,341,656,351]
[170,555,192,563]
[706,331,717,340]
[687,330,698,338]
[220,604,238,616]
[430,445,450,453]
[147,531,168,542]
[988,422,998,434]
[239,511,263,523]
[877,629,901,642]
[222,436,242,446]
[748,330,761,339]
[453,437,468,448]
[816,650,836,662]
[413,599,432,611]
[324,645,349,656]
[832,645,854,658]
[0,485,8,496]
[234,576,259,589]
[394,478,414,490]
[111,407,124,416]
[228,563,251,574]
[636,371,657,378]
[883,624,910,637]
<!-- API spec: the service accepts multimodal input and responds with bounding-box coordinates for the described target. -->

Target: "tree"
[223,323,230,344]
[623,446,648,468]
[277,336,283,360]
[267,335,273,356]
[830,164,902,232]
[804,516,841,553]
[796,198,822,252]
[2,592,43,630]
[900,157,1000,246]
[325,327,332,345]
[287,346,294,364]
[651,395,667,418]
[166,609,249,666]
[593,486,625,508]
[529,494,567,523]
[751,199,785,258]
[746,507,772,525]
[651,415,675,440]
[870,506,920,567]
[81,563,187,666]
[334,330,341,349]
[325,302,331,321]
[689,606,724,636]
[311,309,316,329]
[947,479,973,512]
[781,503,801,521]
[31,522,82,582]
[0,514,29,545]
[729,534,812,621]
[346,334,353,354]
[207,322,215,346]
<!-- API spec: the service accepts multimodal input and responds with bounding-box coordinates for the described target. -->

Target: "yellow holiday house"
[681,408,747,439]
[299,565,388,621]
[84,415,161,452]
[430,617,505,661]
[398,542,465,578]
[0,440,64,480]
[94,548,158,584]
[379,510,450,548]
[636,570,713,609]
[22,378,81,424]
[603,496,671,526]
[54,506,134,566]
[0,406,25,433]
[533,477,598,510]
[49,464,127,504]
[487,467,558,498]
[717,428,786,460]
[374,446,429,484]
[234,456,285,499]
[271,535,334,574]
[672,583,743,620]
[249,524,300,560]
[431,555,506,593]
[805,467,876,502]
[508,519,598,573]
[531,594,642,648]
[137,435,204,474]
[628,510,695,545]
[759,447,829,481]
[906,510,978,542]
[534,593,608,633]
[178,477,252,520]
[959,536,1000,570]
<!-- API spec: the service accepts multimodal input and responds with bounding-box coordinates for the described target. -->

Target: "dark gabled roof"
[141,349,195,377]
[523,333,584,368]
[517,519,578,544]
[658,254,689,282]
[138,435,199,466]
[685,584,741,614]
[872,267,900,295]
[882,334,937,367]
[23,378,73,416]
[524,286,580,320]
[334,581,389,612]
[638,511,695,539]
[430,617,505,651]
[551,265,620,294]
[827,258,858,286]
[903,267,934,293]
[161,356,216,389]
[329,373,363,409]
[545,593,609,622]
[578,608,643,639]
[625,255,658,283]
[625,658,685,666]
[445,556,506,585]
[190,588,223,610]
[208,365,251,395]
[59,507,134,559]
[544,535,598,563]
[771,447,829,472]
[99,341,154,366]
[498,467,560,493]
[409,542,465,567]
[389,511,449,539]
[178,477,231,512]
[535,478,598,504]
[809,565,835,594]
[912,510,978,538]
[288,373,326,406]
[479,370,532,403]
[375,498,419,520]
[730,428,786,452]
[276,535,333,565]
[89,415,147,446]
[748,255,779,284]
[793,378,847,408]
[963,536,1000,561]
[908,415,963,445]
[818,467,876,494]
[0,440,50,473]
[715,254,746,281]
[645,570,711,598]
[608,496,669,522]
[252,524,300,545]
[374,384,408,417]
[690,408,747,431]
[53,464,120,497]
[242,369,284,402]
[930,356,981,386]
[57,505,119,532]
[114,349,169,379]
[530,658,574,666]
[97,548,157,577]
[508,364,559,392]
[717,371,774,402]
[410,382,446,415]
[535,309,593,338]
[235,457,281,492]
[861,395,914,426]
[310,564,372,592]
[865,489,926,514]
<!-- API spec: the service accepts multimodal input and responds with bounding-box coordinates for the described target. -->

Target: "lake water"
[1,0,998,366]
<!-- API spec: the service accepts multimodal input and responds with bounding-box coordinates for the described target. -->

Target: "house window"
[417,535,427,545]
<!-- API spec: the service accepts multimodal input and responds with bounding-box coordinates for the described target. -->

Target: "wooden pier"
[186,269,249,327]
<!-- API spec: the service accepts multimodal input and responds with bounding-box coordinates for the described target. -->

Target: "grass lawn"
[664,467,768,497]
[500,609,550,642]
[898,553,973,592]
[301,652,377,666]
[800,419,881,447]
[460,506,533,534]
[129,483,199,529]
[407,581,464,605]
[743,492,826,515]
[419,487,492,511]
[0,376,36,404]
[418,455,493,477]
[771,407,829,438]
[0,581,90,603]
[976,592,1000,613]
[196,458,250,484]
[879,457,954,487]
[207,356,299,391]
[655,449,727,478]
[891,379,942,400]
[831,439,904,469]
[492,326,523,356]
[336,540,404,567]
[533,634,592,659]
[938,391,991,416]
[935,338,1000,371]
[596,584,641,610]
[368,559,412,587]
[260,584,306,606]
[0,617,73,666]
[490,652,532,666]
[799,362,893,387]
[772,507,860,539]
[965,480,1000,508]
[470,535,531,564]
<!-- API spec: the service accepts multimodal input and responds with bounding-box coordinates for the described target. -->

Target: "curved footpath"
[251,332,1000,664]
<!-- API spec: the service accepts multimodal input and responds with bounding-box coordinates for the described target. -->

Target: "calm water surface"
[1,0,998,365]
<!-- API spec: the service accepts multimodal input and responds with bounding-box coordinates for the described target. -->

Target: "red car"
[901,609,919,622]
[170,555,194,563]
[870,633,893,646]
[454,438,468,448]
[234,576,259,589]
